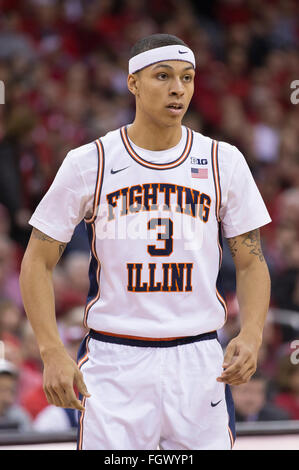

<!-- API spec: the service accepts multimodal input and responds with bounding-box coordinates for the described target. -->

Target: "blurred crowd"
[0,0,298,434]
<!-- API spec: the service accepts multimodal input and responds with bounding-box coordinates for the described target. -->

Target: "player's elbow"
[19,251,35,288]
[235,250,270,274]
[236,255,271,290]
[20,249,51,287]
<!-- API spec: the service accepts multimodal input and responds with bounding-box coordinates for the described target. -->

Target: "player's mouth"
[166,102,184,115]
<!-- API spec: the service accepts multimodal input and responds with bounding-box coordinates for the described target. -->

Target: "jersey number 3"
[147,218,173,256]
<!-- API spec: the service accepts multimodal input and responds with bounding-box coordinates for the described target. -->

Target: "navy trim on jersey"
[76,334,90,450]
[83,139,104,327]
[216,221,227,316]
[85,223,100,310]
[225,384,236,448]
[211,141,228,320]
[211,140,221,221]
[84,139,105,224]
[89,329,217,348]
[215,142,222,214]
[64,408,78,428]
[84,140,100,223]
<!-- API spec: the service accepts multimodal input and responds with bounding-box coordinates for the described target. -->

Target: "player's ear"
[127,73,140,97]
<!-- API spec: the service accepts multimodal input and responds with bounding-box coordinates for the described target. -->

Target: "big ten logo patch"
[191,157,208,165]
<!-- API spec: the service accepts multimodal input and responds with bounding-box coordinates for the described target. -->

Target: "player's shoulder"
[67,140,98,161]
[99,127,122,145]
[191,129,243,167]
[65,128,121,168]
[217,140,243,165]
[190,128,213,151]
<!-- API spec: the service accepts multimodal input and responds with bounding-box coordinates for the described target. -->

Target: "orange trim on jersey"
[91,328,216,342]
[120,126,193,170]
[77,396,86,450]
[211,140,221,222]
[217,236,223,269]
[212,140,228,322]
[228,425,235,449]
[85,138,104,224]
[77,335,90,451]
[83,139,103,327]
[77,335,90,369]
[83,223,101,328]
[216,288,228,320]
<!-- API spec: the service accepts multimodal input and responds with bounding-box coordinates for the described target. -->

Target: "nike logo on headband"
[129,45,196,74]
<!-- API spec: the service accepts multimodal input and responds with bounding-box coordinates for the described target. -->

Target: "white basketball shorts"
[76,330,235,450]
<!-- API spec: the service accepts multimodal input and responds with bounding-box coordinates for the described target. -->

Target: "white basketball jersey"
[29,125,271,338]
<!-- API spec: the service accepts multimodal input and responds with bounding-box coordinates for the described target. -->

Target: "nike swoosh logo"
[211,400,222,407]
[178,50,188,54]
[111,166,130,174]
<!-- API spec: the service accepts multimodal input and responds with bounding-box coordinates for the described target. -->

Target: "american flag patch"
[191,167,208,179]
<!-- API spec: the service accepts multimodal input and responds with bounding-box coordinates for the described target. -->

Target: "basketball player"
[19,34,271,450]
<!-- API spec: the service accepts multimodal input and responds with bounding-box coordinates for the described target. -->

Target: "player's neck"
[127,119,182,151]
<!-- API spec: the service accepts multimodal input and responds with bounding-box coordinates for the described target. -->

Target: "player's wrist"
[40,341,67,362]
[237,326,263,348]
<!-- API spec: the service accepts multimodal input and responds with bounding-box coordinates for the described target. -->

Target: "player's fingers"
[226,368,255,386]
[217,344,239,382]
[218,352,251,383]
[74,370,91,399]
[221,361,256,385]
[43,386,54,406]
[63,385,86,411]
[44,384,64,408]
[222,342,238,369]
[238,364,257,384]
[222,354,249,375]
[45,380,85,411]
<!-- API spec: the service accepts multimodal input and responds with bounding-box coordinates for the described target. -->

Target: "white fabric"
[128,45,195,74]
[217,141,272,238]
[29,142,97,243]
[79,337,232,450]
[29,126,271,337]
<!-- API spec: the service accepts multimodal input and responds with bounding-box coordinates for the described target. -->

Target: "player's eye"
[157,72,168,80]
[182,74,192,82]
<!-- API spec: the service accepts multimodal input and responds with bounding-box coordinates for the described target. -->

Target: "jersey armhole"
[84,139,105,224]
[211,139,221,223]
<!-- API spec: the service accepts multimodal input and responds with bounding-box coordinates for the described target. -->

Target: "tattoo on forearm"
[32,228,67,259]
[227,238,238,258]
[241,229,265,262]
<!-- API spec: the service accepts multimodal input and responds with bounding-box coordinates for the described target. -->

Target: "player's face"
[129,60,195,127]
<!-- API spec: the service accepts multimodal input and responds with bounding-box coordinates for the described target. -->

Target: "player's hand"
[41,346,91,411]
[216,332,261,386]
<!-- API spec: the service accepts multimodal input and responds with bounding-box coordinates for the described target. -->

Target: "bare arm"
[217,228,271,385]
[19,228,90,410]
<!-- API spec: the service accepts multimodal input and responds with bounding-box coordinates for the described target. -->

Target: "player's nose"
[169,77,185,96]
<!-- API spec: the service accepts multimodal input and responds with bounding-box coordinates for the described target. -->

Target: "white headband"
[129,45,196,74]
